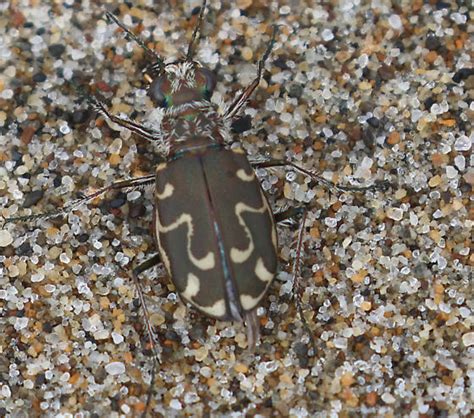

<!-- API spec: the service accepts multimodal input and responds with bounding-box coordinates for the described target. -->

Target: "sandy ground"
[0,1,472,417]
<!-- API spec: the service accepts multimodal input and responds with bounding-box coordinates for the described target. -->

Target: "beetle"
[3,4,390,416]
[97,0,359,353]
[6,1,286,351]
[6,1,383,358]
[91,2,283,350]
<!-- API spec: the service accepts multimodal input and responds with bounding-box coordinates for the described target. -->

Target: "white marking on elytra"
[156,183,174,200]
[156,162,167,172]
[271,228,277,249]
[258,188,277,250]
[182,273,200,300]
[195,299,226,317]
[255,257,273,282]
[156,213,215,270]
[154,210,171,274]
[240,294,261,311]
[268,209,277,249]
[239,258,274,311]
[236,168,255,182]
[232,148,245,155]
[230,201,268,264]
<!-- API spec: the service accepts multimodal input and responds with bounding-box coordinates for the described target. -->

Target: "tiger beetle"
[6,1,386,414]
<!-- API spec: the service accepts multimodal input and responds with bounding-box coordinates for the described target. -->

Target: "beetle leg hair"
[89,96,166,145]
[132,254,163,418]
[4,175,155,224]
[224,25,278,119]
[252,158,390,193]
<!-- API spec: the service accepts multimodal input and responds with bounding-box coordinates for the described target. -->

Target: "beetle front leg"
[224,26,277,119]
[4,174,155,224]
[89,96,166,146]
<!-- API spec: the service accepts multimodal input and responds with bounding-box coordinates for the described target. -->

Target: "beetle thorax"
[146,59,228,157]
[162,104,231,157]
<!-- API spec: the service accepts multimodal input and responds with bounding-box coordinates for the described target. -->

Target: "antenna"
[106,10,165,72]
[186,0,207,61]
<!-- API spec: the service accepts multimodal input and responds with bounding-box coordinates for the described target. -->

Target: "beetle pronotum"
[6,2,385,414]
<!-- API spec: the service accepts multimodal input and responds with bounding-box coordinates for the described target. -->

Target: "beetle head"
[148,61,216,108]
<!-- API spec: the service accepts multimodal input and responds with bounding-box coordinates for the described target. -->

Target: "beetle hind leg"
[132,254,162,362]
[244,309,260,351]
[289,209,317,356]
[132,254,163,417]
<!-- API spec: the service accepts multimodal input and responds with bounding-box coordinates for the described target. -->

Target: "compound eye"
[148,76,169,107]
[196,67,216,99]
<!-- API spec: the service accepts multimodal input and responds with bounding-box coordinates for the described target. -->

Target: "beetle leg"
[290,209,317,356]
[89,96,164,141]
[244,309,260,351]
[224,25,277,119]
[274,206,306,224]
[252,158,390,193]
[132,254,162,357]
[4,175,155,224]
[132,254,162,417]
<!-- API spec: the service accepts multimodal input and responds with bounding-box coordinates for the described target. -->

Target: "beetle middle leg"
[252,158,390,193]
[4,174,155,224]
[260,159,387,356]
